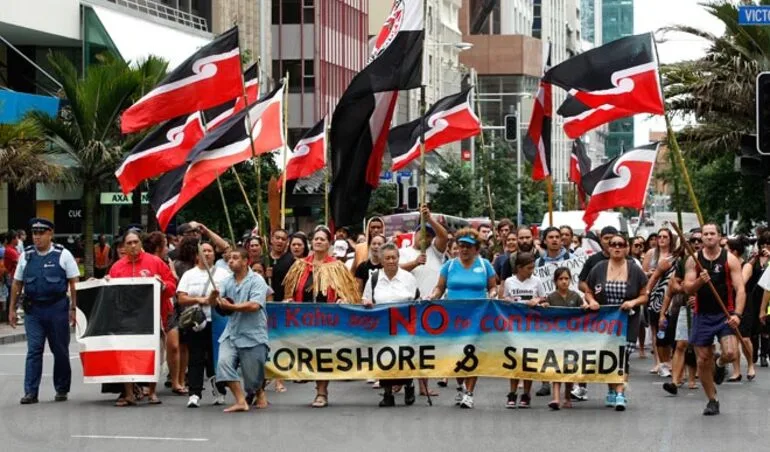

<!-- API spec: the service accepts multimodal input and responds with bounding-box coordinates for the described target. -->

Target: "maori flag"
[150,85,285,231]
[581,143,659,231]
[569,138,591,208]
[121,27,242,133]
[203,63,260,130]
[329,0,423,227]
[115,113,204,194]
[545,32,665,138]
[277,117,327,191]
[388,87,480,171]
[523,42,552,181]
[75,278,160,383]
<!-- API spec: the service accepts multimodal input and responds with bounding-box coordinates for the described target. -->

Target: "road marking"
[72,435,208,442]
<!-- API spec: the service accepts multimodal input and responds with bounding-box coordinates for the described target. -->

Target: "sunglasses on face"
[689,238,702,244]
[632,243,643,248]
[609,242,627,248]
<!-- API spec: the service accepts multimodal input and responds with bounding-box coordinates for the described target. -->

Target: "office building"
[602,0,634,158]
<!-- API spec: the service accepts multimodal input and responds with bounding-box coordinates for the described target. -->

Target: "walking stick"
[669,222,751,358]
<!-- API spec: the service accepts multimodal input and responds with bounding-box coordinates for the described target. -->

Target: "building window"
[428,5,433,34]
[469,0,501,35]
[303,0,314,24]
[304,59,315,90]
[273,0,301,24]
[274,59,314,93]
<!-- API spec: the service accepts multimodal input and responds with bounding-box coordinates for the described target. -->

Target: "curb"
[0,332,27,345]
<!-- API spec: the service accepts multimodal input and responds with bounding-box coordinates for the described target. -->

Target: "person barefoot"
[223,401,250,413]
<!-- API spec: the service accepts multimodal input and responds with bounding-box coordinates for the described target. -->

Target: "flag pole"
[243,56,266,238]
[471,71,495,225]
[230,167,258,226]
[652,33,704,226]
[418,0,428,253]
[281,71,290,229]
[325,104,332,226]
[215,173,236,244]
[547,176,554,226]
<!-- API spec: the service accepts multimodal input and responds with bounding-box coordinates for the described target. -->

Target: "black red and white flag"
[581,143,659,230]
[115,113,204,194]
[569,138,592,208]
[150,84,285,231]
[388,87,480,171]
[121,27,242,133]
[523,42,552,181]
[75,278,160,383]
[545,33,665,138]
[329,0,423,227]
[203,63,260,130]
[277,117,327,191]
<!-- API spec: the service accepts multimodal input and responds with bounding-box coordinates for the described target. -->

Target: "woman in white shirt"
[176,242,231,408]
[503,252,546,409]
[363,243,419,407]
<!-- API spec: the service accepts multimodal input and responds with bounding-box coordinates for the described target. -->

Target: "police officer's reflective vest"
[22,244,68,302]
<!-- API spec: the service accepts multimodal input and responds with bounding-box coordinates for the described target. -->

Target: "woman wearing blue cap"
[428,227,497,409]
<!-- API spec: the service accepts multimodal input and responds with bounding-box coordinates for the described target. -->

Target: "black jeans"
[184,323,226,398]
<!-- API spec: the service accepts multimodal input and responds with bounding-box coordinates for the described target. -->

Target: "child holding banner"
[503,252,546,409]
[544,267,583,410]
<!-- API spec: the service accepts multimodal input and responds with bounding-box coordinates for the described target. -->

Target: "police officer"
[8,218,80,404]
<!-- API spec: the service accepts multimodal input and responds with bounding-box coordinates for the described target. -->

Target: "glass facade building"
[602,0,633,158]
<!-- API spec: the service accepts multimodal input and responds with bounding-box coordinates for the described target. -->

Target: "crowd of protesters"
[10,210,770,416]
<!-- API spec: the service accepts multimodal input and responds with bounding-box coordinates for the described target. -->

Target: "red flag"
[203,63,260,130]
[121,27,242,133]
[523,42,552,181]
[150,85,285,231]
[277,117,327,191]
[582,143,659,231]
[115,113,204,194]
[569,138,591,209]
[388,87,480,171]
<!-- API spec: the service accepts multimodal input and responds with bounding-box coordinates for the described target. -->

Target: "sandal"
[548,400,560,411]
[172,387,189,395]
[275,383,287,393]
[115,398,136,407]
[372,381,381,389]
[437,378,448,387]
[311,393,328,408]
[420,389,440,397]
[148,395,162,405]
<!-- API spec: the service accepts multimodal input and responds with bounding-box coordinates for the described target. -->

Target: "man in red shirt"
[5,230,20,285]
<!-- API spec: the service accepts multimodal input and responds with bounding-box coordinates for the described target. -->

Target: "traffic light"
[504,114,517,142]
[756,72,770,154]
[407,186,419,210]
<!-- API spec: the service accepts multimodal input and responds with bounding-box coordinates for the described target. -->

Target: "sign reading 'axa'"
[99,192,149,205]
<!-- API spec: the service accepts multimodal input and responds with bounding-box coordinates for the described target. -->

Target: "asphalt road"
[0,341,767,452]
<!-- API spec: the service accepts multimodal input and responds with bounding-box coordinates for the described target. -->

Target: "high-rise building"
[578,0,607,167]
[602,0,634,158]
[0,0,269,233]
[272,0,369,147]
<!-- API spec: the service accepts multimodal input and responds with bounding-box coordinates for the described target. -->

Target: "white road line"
[72,435,208,442]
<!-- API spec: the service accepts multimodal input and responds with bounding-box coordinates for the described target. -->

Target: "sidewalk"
[0,323,26,345]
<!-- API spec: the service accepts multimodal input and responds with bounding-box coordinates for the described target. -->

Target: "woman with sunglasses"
[428,228,497,409]
[630,237,646,262]
[585,235,649,411]
[283,227,360,408]
[643,228,678,376]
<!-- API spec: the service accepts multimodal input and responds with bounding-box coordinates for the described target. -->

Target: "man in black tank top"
[684,224,746,416]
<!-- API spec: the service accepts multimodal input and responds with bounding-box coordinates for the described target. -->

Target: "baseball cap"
[457,235,478,245]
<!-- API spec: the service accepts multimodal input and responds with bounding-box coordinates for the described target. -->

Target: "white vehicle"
[635,212,700,238]
[540,211,629,236]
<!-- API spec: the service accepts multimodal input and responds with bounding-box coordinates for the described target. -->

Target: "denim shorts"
[216,341,268,392]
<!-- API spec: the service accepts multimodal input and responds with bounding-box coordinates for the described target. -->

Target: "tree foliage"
[430,158,481,217]
[0,120,66,189]
[367,183,397,218]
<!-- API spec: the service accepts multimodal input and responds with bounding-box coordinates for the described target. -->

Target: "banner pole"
[419,84,428,253]
[281,71,290,229]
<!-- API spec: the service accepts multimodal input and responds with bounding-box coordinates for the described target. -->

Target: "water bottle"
[657,319,667,339]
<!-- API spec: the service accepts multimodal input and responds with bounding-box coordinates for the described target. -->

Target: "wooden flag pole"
[419,84,428,253]
[281,71,290,229]
[215,174,236,244]
[230,167,258,227]
[547,176,554,226]
[243,59,266,239]
[665,114,703,225]
[324,112,331,226]
[470,71,495,224]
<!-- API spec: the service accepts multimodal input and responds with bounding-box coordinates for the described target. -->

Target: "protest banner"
[533,255,588,294]
[74,278,160,383]
[266,300,628,384]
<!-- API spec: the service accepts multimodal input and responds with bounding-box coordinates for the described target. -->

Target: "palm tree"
[0,120,64,188]
[28,52,141,277]
[662,0,770,156]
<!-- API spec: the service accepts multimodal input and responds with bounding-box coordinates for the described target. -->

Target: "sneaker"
[506,392,518,409]
[212,394,225,406]
[605,390,617,407]
[535,382,551,396]
[714,361,727,386]
[614,393,627,411]
[570,386,588,401]
[459,392,474,409]
[518,393,531,408]
[20,394,38,405]
[658,364,672,378]
[379,393,395,407]
[187,395,200,408]
[761,356,768,368]
[54,392,68,402]
[454,385,466,406]
[366,379,376,384]
[703,399,720,416]
[662,382,678,395]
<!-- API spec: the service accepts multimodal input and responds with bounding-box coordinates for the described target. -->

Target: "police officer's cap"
[29,217,54,231]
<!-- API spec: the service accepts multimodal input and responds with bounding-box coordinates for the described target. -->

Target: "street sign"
[397,170,412,179]
[380,171,393,181]
[99,192,149,205]
[739,6,770,25]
